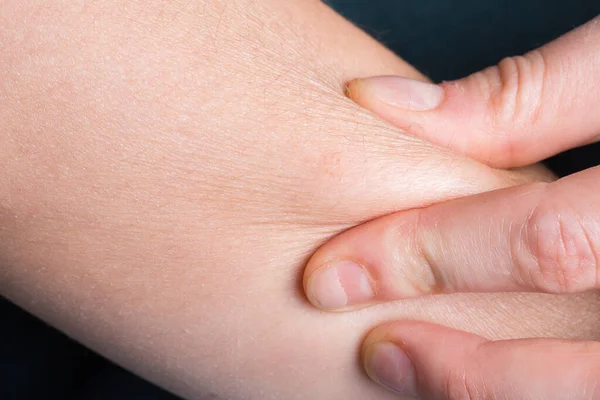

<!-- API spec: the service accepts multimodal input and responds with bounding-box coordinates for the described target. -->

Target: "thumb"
[363,321,600,400]
[348,16,600,168]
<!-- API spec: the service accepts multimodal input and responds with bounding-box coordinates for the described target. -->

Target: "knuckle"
[495,52,547,126]
[514,199,599,293]
[471,51,548,158]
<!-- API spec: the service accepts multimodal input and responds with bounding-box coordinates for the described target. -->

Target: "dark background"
[2,1,599,398]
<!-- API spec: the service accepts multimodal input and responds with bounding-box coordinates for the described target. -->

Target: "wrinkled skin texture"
[0,1,598,400]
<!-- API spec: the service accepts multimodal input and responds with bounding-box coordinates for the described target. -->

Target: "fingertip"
[363,321,487,361]
[345,76,444,112]
[362,341,419,397]
[303,211,438,311]
[363,321,437,347]
[304,259,376,311]
[344,78,373,110]
[362,322,490,398]
[361,322,439,398]
[344,79,362,102]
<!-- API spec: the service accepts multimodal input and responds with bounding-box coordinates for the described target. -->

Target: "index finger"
[303,166,600,311]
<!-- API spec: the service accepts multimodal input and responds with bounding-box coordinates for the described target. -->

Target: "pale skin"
[0,2,599,400]
[304,16,600,399]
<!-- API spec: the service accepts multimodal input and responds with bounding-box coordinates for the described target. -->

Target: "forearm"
[0,3,428,399]
[1,2,596,400]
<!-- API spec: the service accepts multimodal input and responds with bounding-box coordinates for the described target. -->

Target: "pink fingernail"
[358,76,443,111]
[306,260,375,310]
[365,342,418,397]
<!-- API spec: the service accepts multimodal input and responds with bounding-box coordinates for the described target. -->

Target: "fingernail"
[364,342,418,397]
[356,76,443,111]
[306,260,375,310]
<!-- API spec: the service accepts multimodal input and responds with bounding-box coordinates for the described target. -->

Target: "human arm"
[0,2,594,400]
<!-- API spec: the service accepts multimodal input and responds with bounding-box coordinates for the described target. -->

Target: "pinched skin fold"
[0,1,596,400]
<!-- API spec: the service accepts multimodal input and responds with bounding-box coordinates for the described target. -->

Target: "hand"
[302,16,600,399]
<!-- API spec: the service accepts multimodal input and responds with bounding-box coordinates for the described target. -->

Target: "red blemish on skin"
[319,151,343,179]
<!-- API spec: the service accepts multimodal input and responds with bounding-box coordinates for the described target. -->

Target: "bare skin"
[305,16,600,399]
[1,1,598,400]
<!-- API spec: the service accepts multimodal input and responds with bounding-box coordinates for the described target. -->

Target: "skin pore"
[1,1,599,399]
